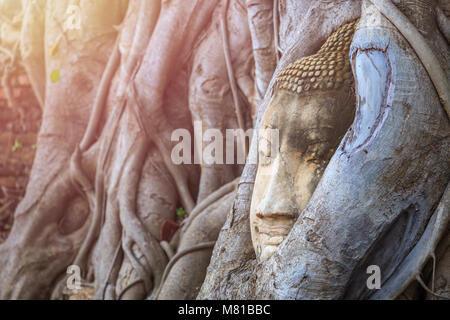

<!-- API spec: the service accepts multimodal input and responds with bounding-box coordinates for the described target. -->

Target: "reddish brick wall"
[0,70,41,242]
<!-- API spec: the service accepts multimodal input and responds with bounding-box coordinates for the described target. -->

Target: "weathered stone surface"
[275,20,357,94]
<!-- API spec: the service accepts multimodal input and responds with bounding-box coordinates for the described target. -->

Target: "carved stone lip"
[255,212,297,219]
[263,236,285,246]
[254,214,296,239]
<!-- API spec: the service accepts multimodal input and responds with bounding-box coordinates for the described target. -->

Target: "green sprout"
[12,139,22,152]
[176,207,186,219]
[50,69,61,83]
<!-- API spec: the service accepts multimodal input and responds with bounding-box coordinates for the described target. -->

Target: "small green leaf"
[176,208,186,218]
[50,69,60,83]
[12,139,22,152]
[32,143,38,150]
[49,38,61,57]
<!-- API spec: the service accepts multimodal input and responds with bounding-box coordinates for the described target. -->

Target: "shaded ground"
[0,68,41,243]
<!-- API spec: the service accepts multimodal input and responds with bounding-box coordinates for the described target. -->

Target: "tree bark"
[199,0,449,299]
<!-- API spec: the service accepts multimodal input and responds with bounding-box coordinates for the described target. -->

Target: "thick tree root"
[181,177,240,235]
[79,39,121,152]
[273,0,281,62]
[131,85,195,214]
[370,182,450,299]
[157,190,237,300]
[436,7,450,43]
[62,0,163,299]
[118,136,168,295]
[369,0,450,119]
[153,241,216,299]
[416,275,450,300]
[221,0,246,135]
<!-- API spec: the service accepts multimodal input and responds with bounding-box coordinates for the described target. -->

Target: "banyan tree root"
[51,0,165,299]
[86,111,179,300]
[427,231,450,300]
[436,7,450,43]
[221,0,247,135]
[188,0,253,202]
[88,0,236,296]
[0,23,124,304]
[246,0,278,105]
[116,136,169,298]
[0,168,91,299]
[368,0,450,119]
[20,0,46,110]
[0,1,127,299]
[130,0,231,212]
[56,1,142,290]
[157,189,238,300]
[87,4,204,295]
[154,242,216,299]
[369,183,450,300]
[181,177,240,236]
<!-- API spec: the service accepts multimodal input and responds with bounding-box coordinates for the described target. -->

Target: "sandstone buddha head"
[250,20,358,261]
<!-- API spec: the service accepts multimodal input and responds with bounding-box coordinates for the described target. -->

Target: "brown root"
[157,190,237,300]
[117,135,168,296]
[181,177,240,235]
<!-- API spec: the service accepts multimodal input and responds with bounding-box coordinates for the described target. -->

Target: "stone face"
[250,20,358,261]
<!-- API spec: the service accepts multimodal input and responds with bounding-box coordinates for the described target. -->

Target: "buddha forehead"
[262,88,353,153]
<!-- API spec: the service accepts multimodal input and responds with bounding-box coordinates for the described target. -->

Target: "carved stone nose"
[255,171,299,219]
[256,197,298,219]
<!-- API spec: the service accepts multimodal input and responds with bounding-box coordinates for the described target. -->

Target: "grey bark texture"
[199,0,449,299]
[0,0,448,300]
